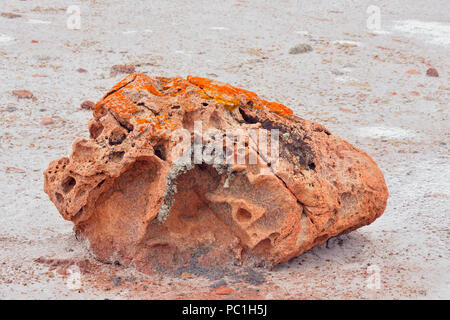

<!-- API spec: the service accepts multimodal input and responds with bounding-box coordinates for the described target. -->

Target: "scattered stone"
[426,68,439,77]
[44,74,388,274]
[5,167,25,174]
[1,12,22,19]
[339,107,352,113]
[41,118,54,126]
[406,69,420,75]
[109,276,121,287]
[77,68,88,73]
[238,268,266,285]
[110,64,135,77]
[213,285,233,295]
[5,106,17,112]
[347,81,370,87]
[331,69,344,76]
[80,100,95,110]
[56,268,67,275]
[334,40,360,48]
[12,90,33,99]
[289,43,313,54]
[210,279,228,289]
[181,272,194,279]
[124,276,136,282]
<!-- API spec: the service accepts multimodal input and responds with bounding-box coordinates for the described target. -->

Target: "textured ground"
[0,0,448,299]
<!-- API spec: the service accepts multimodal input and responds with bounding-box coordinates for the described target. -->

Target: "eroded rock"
[44,73,388,273]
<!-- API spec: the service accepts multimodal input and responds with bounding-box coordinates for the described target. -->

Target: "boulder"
[44,73,388,273]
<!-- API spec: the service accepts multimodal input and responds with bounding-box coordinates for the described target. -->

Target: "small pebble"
[426,68,439,77]
[56,269,66,275]
[109,276,121,287]
[210,279,227,289]
[1,12,21,19]
[331,69,344,76]
[213,285,233,295]
[406,69,420,75]
[181,272,194,279]
[81,100,95,110]
[6,106,18,112]
[289,43,313,54]
[12,90,33,99]
[41,118,55,126]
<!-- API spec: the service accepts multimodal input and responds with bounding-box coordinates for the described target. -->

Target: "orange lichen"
[260,100,293,116]
[186,76,293,116]
[94,73,293,121]
[187,76,244,108]
[93,74,138,119]
[137,113,176,141]
[132,74,164,96]
[160,77,208,99]
[102,92,138,119]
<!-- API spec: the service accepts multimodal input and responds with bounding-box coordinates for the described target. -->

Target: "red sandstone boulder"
[44,73,388,273]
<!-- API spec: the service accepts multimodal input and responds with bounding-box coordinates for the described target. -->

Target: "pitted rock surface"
[44,73,388,273]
